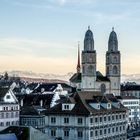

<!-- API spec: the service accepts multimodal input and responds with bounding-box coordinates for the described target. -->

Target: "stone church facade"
[70,27,121,96]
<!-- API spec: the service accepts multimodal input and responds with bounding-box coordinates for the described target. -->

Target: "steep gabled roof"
[69,73,81,83]
[70,72,110,83]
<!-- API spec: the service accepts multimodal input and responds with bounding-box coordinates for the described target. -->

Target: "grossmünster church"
[70,27,121,96]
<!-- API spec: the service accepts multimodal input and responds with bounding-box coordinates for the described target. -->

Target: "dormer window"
[107,103,111,109]
[64,105,69,110]
[6,95,10,99]
[62,103,75,111]
[97,104,100,109]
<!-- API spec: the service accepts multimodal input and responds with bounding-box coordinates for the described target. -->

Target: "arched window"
[82,66,85,74]
[113,56,117,63]
[113,66,118,74]
[88,65,94,74]
[101,84,106,94]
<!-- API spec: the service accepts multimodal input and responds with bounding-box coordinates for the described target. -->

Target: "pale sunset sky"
[0,0,140,74]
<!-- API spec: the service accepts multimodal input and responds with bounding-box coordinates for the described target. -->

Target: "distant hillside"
[1,70,140,84]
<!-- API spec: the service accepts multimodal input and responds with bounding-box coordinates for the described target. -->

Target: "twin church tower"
[70,27,121,96]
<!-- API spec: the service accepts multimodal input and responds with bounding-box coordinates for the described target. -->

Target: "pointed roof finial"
[77,41,81,73]
[88,25,90,30]
[112,27,114,31]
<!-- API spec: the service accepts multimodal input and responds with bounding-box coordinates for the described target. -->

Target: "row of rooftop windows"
[50,114,126,125]
[123,101,139,105]
[2,106,19,111]
[90,114,126,124]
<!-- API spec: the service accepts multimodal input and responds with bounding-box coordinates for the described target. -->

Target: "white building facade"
[117,96,140,124]
[0,88,20,131]
[45,92,127,140]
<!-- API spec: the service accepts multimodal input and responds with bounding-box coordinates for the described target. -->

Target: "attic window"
[107,103,111,109]
[64,105,69,110]
[6,95,10,99]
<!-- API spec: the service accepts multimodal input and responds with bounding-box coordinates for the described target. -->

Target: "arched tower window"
[107,66,109,74]
[101,84,106,94]
[113,56,117,63]
[88,65,94,74]
[113,66,118,74]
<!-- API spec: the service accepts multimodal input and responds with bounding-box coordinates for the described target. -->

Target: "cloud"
[0,38,75,58]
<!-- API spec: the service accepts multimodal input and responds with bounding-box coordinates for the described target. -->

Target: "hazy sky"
[0,0,140,74]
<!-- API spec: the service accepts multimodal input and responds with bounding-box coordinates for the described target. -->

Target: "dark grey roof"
[70,72,110,83]
[116,96,139,100]
[45,91,127,116]
[0,87,9,100]
[69,73,81,83]
[20,105,46,116]
[121,84,140,91]
[16,93,54,108]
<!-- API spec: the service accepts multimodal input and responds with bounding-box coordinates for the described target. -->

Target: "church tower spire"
[77,42,81,73]
[106,28,121,95]
[82,27,97,91]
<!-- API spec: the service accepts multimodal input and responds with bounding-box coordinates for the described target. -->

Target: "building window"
[120,126,122,131]
[95,117,98,123]
[108,116,111,121]
[64,130,69,137]
[108,128,110,134]
[119,114,121,119]
[112,115,114,120]
[100,117,102,122]
[11,112,14,118]
[51,117,56,124]
[112,127,114,133]
[107,103,111,109]
[77,130,83,138]
[77,118,83,124]
[116,115,118,120]
[116,127,118,132]
[90,118,93,124]
[90,131,93,137]
[51,129,56,137]
[64,105,69,110]
[123,126,125,130]
[6,113,9,118]
[113,66,118,74]
[104,116,106,122]
[95,130,98,137]
[64,118,69,124]
[1,113,4,118]
[104,129,106,135]
[6,122,10,126]
[101,84,106,94]
[0,122,4,126]
[6,95,10,99]
[100,130,102,135]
